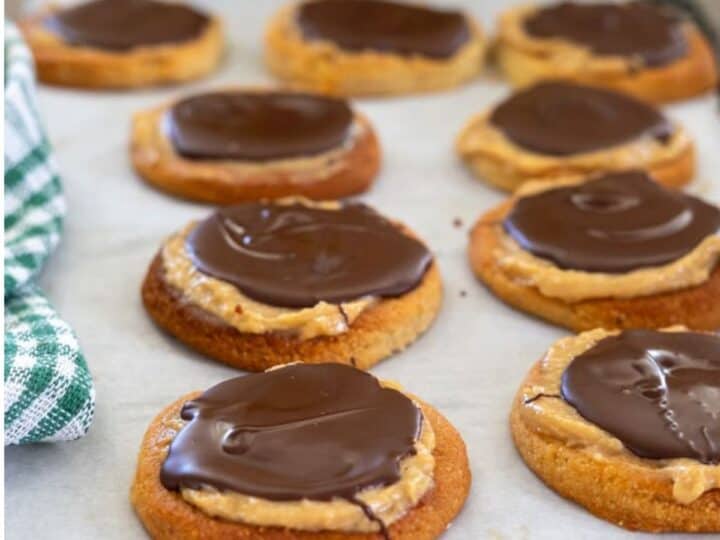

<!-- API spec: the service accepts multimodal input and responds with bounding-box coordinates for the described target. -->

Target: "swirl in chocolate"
[167,91,353,161]
[161,364,422,532]
[524,2,687,67]
[504,171,720,273]
[186,202,432,308]
[489,82,673,156]
[43,0,209,51]
[561,330,720,464]
[297,0,470,59]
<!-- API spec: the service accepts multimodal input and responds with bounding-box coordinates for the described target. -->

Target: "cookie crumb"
[452,217,463,228]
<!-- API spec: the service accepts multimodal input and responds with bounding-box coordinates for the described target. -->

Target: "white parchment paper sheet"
[5,1,720,539]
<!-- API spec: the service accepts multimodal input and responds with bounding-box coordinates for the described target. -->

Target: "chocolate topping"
[160,364,421,514]
[297,0,470,59]
[186,202,432,308]
[562,330,720,464]
[44,0,209,51]
[504,171,720,273]
[524,2,687,67]
[489,82,673,156]
[167,91,353,162]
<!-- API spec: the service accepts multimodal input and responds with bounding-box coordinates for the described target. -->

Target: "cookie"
[18,0,223,89]
[142,200,442,371]
[131,89,380,203]
[264,0,486,96]
[495,2,717,103]
[511,328,720,532]
[131,363,471,539]
[456,81,695,191]
[469,171,720,331]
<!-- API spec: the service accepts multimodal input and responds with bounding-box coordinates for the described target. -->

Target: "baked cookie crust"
[510,358,720,532]
[131,394,471,540]
[141,249,442,371]
[131,103,381,203]
[469,200,720,331]
[456,115,695,192]
[18,10,223,89]
[263,3,486,96]
[495,7,718,104]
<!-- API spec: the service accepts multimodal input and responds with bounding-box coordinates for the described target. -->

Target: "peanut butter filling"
[457,112,690,181]
[133,99,366,186]
[518,328,720,504]
[180,415,435,533]
[161,213,376,340]
[497,5,690,77]
[164,368,436,533]
[493,179,720,303]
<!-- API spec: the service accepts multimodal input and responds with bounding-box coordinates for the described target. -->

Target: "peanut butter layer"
[161,364,435,533]
[493,175,720,302]
[518,328,720,505]
[498,5,692,78]
[161,222,374,340]
[457,108,689,181]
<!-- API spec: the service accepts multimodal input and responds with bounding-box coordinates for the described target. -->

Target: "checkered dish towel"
[5,23,95,445]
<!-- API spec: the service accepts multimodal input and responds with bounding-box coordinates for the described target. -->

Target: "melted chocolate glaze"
[562,330,720,464]
[186,202,432,308]
[524,2,687,67]
[297,0,470,59]
[503,171,720,273]
[160,363,422,532]
[489,81,673,156]
[44,0,209,51]
[167,91,354,161]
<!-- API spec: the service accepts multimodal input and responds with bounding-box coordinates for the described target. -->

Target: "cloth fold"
[4,23,94,445]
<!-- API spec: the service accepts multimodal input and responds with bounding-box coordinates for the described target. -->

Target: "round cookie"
[495,2,718,104]
[18,0,223,89]
[511,328,720,532]
[456,81,695,191]
[264,0,486,96]
[142,200,442,371]
[131,364,472,539]
[469,171,720,331]
[131,89,381,203]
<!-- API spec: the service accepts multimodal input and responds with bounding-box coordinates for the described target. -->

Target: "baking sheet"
[5,1,720,538]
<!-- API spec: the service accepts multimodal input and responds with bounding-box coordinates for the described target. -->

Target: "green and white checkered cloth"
[5,23,95,445]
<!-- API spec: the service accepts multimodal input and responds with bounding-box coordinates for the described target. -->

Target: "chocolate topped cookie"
[511,328,720,532]
[132,365,471,539]
[296,0,470,59]
[456,82,695,191]
[503,171,720,273]
[489,82,673,156]
[562,330,720,464]
[495,2,718,103]
[524,2,687,67]
[142,201,442,371]
[167,91,353,161]
[187,202,432,307]
[20,0,222,88]
[44,0,209,51]
[264,0,486,96]
[161,363,421,506]
[470,170,720,331]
